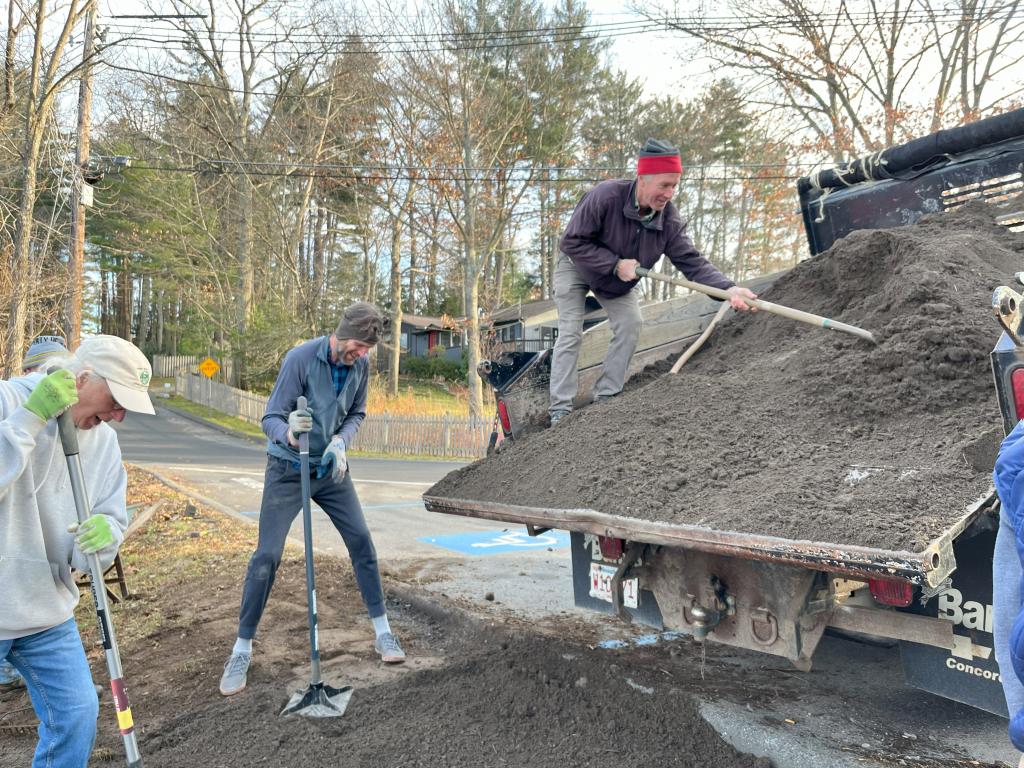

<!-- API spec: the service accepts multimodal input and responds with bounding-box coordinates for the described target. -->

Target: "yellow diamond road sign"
[198,357,220,378]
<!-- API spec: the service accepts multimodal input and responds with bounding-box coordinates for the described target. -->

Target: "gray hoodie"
[0,373,127,640]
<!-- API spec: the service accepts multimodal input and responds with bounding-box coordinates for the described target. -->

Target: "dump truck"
[424,109,1024,716]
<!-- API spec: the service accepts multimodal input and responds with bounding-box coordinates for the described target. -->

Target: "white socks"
[233,637,253,654]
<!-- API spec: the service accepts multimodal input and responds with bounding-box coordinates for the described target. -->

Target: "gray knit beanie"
[335,302,387,345]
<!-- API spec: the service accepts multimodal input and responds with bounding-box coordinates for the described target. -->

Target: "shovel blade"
[280,682,353,718]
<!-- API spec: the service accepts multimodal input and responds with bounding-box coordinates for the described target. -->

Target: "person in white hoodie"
[0,334,154,768]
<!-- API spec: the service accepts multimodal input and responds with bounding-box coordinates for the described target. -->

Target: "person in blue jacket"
[994,418,1024,757]
[220,302,404,697]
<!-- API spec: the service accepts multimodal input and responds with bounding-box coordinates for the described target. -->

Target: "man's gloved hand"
[323,436,348,483]
[25,369,78,421]
[287,407,313,447]
[69,514,116,554]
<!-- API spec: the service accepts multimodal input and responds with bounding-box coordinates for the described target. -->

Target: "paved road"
[112,405,576,613]
[111,405,1018,767]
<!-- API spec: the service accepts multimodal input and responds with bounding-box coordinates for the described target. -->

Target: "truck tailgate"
[422,489,996,589]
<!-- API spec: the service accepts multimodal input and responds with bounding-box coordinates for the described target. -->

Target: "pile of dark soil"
[431,201,1024,551]
[140,629,769,768]
[1,474,770,768]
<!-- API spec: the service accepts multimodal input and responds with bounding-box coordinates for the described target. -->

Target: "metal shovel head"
[281,682,354,718]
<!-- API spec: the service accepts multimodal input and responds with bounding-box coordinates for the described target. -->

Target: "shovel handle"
[56,403,144,766]
[635,267,877,344]
[297,396,310,454]
[56,410,79,456]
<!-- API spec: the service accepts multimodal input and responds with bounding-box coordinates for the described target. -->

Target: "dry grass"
[74,466,262,656]
[365,373,479,417]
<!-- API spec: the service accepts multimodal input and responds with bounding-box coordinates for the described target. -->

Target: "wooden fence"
[173,373,489,458]
[175,373,268,426]
[155,354,234,380]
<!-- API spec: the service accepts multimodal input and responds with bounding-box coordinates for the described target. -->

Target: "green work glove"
[69,514,116,554]
[25,369,78,421]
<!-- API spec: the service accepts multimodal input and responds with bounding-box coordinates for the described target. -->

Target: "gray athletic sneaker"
[549,411,569,427]
[374,633,406,664]
[219,651,251,696]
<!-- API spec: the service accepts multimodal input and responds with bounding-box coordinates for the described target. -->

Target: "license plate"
[589,563,638,609]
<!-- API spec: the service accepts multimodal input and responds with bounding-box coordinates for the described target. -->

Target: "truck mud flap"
[899,523,1007,717]
[569,531,664,627]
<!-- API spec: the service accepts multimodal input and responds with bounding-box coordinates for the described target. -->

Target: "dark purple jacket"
[559,179,734,299]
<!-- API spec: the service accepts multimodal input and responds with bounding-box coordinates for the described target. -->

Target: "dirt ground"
[0,468,771,768]
[430,201,1024,552]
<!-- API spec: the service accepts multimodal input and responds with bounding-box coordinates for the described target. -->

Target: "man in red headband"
[548,138,757,425]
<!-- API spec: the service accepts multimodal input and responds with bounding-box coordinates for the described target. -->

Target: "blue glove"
[323,436,347,483]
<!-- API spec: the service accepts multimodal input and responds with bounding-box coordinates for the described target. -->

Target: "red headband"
[637,154,682,175]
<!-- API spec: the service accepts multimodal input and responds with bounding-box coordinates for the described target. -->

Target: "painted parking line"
[157,465,434,487]
[417,529,570,556]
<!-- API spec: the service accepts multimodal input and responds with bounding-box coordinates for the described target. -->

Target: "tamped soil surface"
[430,201,1024,552]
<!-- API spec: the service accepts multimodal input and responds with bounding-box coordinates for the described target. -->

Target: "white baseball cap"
[75,335,155,415]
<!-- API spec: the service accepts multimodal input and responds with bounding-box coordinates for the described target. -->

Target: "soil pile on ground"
[0,470,770,768]
[140,631,769,768]
[430,201,1024,551]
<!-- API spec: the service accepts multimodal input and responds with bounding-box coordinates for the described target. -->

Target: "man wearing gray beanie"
[220,301,405,697]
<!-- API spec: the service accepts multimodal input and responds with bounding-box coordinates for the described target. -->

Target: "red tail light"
[598,536,624,560]
[869,578,913,607]
[496,399,512,435]
[1012,368,1024,420]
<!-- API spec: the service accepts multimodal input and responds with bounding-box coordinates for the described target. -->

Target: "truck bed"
[422,489,996,588]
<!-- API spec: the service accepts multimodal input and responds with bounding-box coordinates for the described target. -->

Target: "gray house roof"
[401,313,455,332]
[487,297,606,328]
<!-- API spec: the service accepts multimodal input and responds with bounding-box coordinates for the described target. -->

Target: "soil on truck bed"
[430,201,1024,552]
[0,469,769,768]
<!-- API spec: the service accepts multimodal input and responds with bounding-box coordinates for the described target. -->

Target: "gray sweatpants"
[994,509,1024,715]
[549,254,642,416]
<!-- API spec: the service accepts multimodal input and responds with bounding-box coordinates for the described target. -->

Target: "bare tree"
[642,0,1024,157]
[3,0,91,376]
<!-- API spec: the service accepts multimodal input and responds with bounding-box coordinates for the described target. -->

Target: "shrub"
[403,354,466,381]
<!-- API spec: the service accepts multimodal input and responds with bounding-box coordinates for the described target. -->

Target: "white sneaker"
[374,632,406,664]
[219,651,251,696]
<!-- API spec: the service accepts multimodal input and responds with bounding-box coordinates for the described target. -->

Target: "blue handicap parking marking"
[417,529,570,556]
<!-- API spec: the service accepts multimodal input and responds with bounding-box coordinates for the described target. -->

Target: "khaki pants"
[549,254,642,417]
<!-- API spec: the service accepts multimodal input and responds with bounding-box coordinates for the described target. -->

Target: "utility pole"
[66,0,97,348]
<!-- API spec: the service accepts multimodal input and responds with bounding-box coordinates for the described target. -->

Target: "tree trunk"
[406,195,417,312]
[387,210,404,397]
[135,274,151,349]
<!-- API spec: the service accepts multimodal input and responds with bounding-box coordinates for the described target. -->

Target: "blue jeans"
[994,511,1024,714]
[0,618,98,768]
[236,455,386,639]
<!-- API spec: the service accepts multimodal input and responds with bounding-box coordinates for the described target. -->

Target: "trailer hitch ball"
[689,603,721,641]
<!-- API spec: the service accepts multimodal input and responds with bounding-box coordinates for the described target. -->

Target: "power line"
[99,61,320,97]
[127,161,800,184]
[144,157,821,172]
[96,6,1024,46]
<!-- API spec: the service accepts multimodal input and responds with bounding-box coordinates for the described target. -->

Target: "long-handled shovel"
[636,266,878,344]
[280,396,353,718]
[55,411,143,767]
